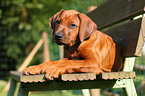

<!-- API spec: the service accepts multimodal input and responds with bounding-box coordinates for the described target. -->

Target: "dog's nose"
[55,33,63,40]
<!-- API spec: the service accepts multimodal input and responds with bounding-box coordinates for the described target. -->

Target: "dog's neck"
[68,35,90,47]
[63,36,91,60]
[64,38,81,60]
[65,39,81,49]
[67,35,80,46]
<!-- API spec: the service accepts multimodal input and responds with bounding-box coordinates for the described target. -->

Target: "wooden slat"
[102,72,136,80]
[10,71,46,83]
[103,17,145,57]
[87,0,145,29]
[10,71,135,83]
[62,72,135,81]
[10,71,21,81]
[136,17,145,55]
[20,80,116,91]
[62,73,96,81]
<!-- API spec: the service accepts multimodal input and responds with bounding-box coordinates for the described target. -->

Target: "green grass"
[0,80,7,96]
[0,80,82,96]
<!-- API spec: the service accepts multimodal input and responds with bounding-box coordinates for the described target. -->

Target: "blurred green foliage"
[0,0,107,69]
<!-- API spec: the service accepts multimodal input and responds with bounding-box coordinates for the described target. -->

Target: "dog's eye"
[56,20,60,25]
[70,24,77,28]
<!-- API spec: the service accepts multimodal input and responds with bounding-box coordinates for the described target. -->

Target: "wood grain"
[103,17,145,57]
[87,0,145,29]
[10,71,135,83]
[19,80,116,91]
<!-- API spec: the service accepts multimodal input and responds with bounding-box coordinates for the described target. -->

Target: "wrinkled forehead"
[60,10,79,19]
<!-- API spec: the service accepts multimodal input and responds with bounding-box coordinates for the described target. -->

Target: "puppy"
[23,9,123,80]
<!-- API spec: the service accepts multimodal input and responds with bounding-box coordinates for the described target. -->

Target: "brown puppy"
[23,9,123,79]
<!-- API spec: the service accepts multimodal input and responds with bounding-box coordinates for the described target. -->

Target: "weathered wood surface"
[104,17,145,57]
[42,32,50,62]
[7,79,17,96]
[102,71,135,80]
[87,0,145,29]
[19,80,116,91]
[62,73,96,81]
[10,71,135,83]
[10,71,46,83]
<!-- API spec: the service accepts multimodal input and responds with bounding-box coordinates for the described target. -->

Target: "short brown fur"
[23,9,123,80]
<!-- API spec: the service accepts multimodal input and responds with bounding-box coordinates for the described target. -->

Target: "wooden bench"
[8,0,145,96]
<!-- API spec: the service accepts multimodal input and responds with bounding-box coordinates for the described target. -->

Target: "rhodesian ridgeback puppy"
[23,9,123,80]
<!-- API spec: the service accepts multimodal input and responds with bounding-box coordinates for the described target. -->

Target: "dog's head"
[49,9,97,45]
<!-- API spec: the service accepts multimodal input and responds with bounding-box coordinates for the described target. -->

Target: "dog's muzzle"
[53,32,66,45]
[54,33,63,40]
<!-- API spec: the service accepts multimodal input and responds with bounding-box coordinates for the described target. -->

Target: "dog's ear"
[77,13,97,42]
[49,9,65,30]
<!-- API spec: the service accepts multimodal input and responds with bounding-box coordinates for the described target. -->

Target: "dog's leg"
[44,60,103,79]
[22,58,68,75]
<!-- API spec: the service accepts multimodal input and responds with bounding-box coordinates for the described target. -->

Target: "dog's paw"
[22,61,53,75]
[23,65,42,75]
[44,64,68,80]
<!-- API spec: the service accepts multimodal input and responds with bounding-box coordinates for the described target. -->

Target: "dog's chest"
[70,51,79,60]
[64,46,80,60]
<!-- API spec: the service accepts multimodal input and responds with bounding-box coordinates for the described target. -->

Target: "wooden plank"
[102,72,136,80]
[87,0,145,29]
[113,57,136,89]
[62,72,135,81]
[10,71,97,82]
[135,17,145,55]
[10,71,45,83]
[62,73,96,81]
[10,71,136,91]
[103,17,145,57]
[17,83,29,96]
[20,80,116,91]
[10,71,21,81]
[10,71,135,83]
[123,79,137,96]
[42,32,50,62]
[7,79,17,96]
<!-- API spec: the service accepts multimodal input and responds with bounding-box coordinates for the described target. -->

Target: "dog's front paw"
[44,64,69,80]
[23,61,53,75]
[23,65,43,75]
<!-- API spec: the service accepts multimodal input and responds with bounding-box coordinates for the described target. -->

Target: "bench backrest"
[87,0,145,57]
